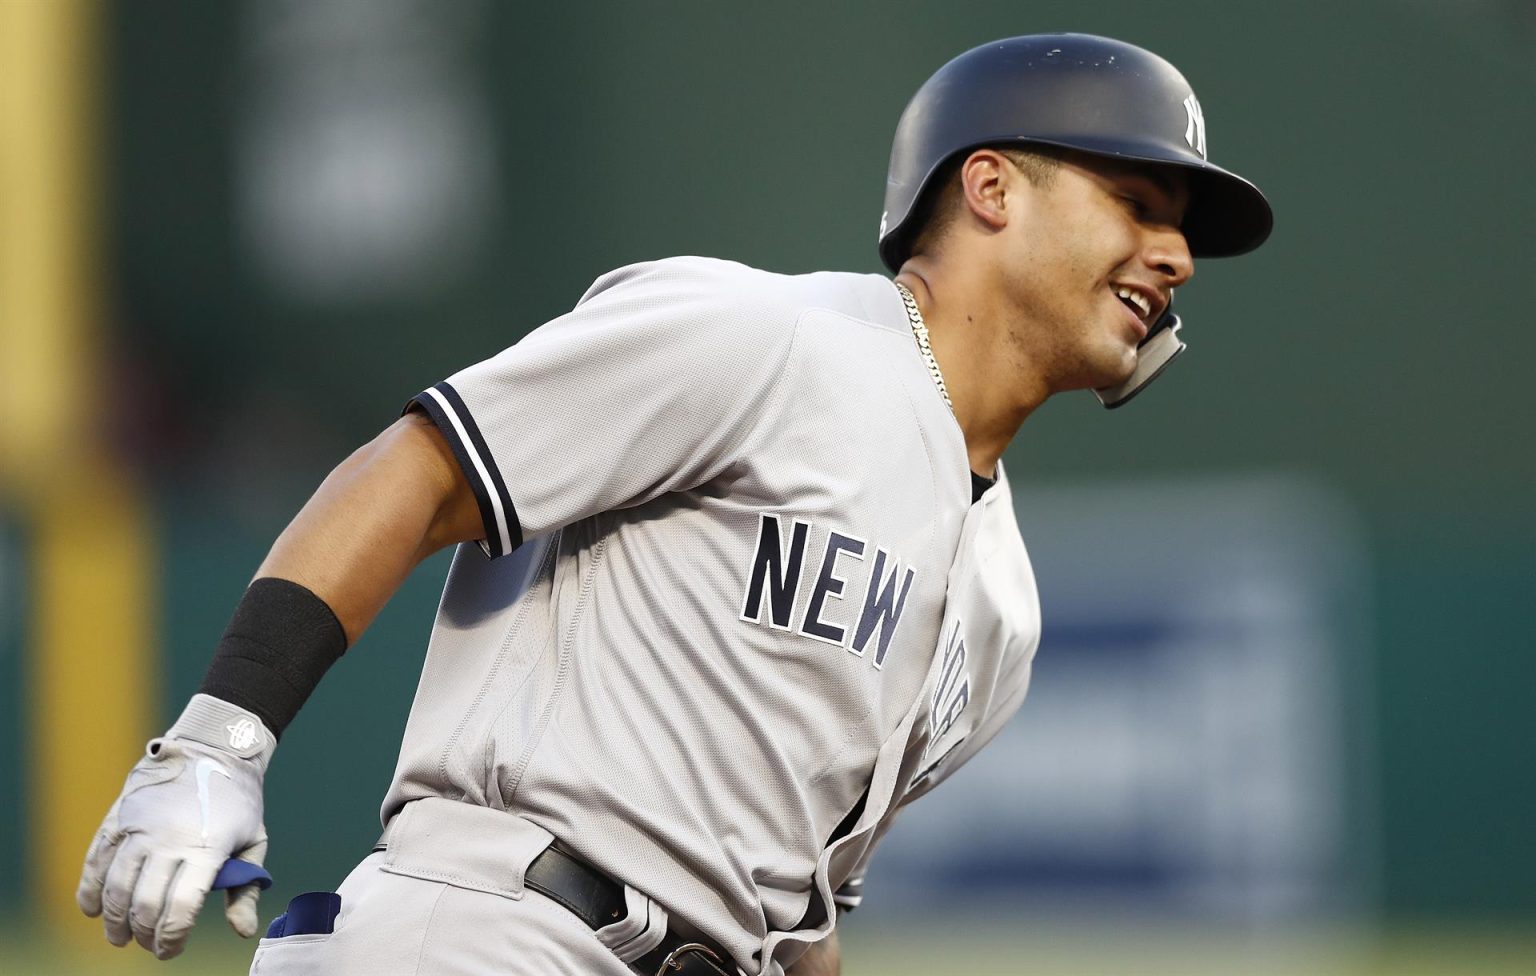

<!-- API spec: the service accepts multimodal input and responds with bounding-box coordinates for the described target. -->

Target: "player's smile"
[1114,284,1154,321]
[1109,281,1163,341]
[1112,288,1150,341]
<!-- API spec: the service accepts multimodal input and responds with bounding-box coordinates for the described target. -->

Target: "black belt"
[374,837,735,976]
[530,844,735,975]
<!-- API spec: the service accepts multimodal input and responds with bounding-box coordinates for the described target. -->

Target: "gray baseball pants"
[248,799,637,976]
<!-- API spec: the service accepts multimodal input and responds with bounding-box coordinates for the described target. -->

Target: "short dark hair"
[906,146,1062,259]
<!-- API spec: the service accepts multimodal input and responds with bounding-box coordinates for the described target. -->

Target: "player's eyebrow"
[1117,163,1181,203]
[1120,165,1190,219]
[1141,169,1180,201]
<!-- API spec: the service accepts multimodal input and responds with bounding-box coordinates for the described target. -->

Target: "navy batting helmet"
[878,34,1273,272]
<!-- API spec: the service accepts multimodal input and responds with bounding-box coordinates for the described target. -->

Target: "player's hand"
[77,695,276,959]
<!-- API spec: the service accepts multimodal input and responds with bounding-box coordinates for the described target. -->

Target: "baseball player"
[77,34,1271,976]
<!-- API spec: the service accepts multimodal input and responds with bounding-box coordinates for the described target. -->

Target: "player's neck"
[894,266,1047,478]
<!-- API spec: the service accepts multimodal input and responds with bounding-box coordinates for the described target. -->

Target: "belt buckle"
[655,942,730,975]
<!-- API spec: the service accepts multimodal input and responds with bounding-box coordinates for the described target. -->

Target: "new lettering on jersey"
[741,515,918,669]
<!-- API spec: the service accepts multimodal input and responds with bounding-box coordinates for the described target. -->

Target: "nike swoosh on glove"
[77,694,276,959]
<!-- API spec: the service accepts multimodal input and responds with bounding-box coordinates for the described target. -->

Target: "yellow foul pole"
[0,0,157,942]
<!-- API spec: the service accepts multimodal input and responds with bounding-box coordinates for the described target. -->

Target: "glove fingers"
[154,857,220,960]
[76,823,123,918]
[128,855,182,954]
[224,835,268,939]
[99,841,149,947]
[224,882,263,938]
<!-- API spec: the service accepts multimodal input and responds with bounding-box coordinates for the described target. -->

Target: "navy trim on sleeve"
[405,381,523,557]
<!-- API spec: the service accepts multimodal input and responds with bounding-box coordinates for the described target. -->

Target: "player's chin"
[1076,342,1138,391]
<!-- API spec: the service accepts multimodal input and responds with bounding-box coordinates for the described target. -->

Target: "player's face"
[997,153,1194,392]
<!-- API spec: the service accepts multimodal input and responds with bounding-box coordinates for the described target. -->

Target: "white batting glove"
[77,694,276,959]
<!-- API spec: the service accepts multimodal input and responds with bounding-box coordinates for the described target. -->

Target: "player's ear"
[957,149,1012,232]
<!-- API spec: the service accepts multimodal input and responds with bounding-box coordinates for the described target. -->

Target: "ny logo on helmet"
[1183,94,1207,159]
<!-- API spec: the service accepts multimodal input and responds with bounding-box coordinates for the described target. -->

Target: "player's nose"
[1145,227,1194,288]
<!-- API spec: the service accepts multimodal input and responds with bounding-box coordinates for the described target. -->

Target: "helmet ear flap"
[1093,301,1185,409]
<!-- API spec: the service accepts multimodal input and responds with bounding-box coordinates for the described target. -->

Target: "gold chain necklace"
[894,281,953,412]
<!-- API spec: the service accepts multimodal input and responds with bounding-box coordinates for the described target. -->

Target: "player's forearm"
[786,929,841,976]
[255,411,479,643]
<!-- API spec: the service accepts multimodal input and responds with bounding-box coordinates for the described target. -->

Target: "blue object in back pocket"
[265,892,342,938]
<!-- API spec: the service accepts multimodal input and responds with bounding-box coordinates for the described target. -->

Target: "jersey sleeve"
[406,258,798,557]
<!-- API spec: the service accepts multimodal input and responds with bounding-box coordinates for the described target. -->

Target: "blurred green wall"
[5,0,1531,923]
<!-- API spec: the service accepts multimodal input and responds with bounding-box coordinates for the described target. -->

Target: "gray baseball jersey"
[395,256,1041,974]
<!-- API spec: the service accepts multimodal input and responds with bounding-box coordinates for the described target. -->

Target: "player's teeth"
[1115,287,1150,318]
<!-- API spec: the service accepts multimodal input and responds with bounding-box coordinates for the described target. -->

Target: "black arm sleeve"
[197,577,348,740]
